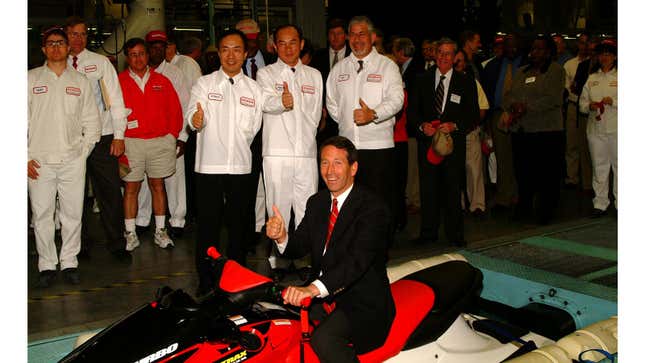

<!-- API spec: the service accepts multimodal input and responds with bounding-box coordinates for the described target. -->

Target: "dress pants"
[465,127,486,211]
[29,153,86,271]
[417,138,465,243]
[310,304,359,363]
[565,102,593,188]
[81,135,126,252]
[406,138,421,208]
[136,154,186,228]
[489,110,517,206]
[394,141,408,228]
[355,148,396,214]
[195,173,253,288]
[587,131,617,210]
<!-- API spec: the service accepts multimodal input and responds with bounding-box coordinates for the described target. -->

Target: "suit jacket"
[281,185,395,353]
[310,45,352,85]
[407,65,479,162]
[242,50,277,79]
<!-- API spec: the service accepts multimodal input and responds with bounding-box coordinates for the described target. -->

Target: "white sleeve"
[302,71,324,129]
[311,279,330,298]
[372,61,404,123]
[186,77,208,130]
[579,78,592,114]
[257,68,285,114]
[325,67,340,123]
[100,57,127,139]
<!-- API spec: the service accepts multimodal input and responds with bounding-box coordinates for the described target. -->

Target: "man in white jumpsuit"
[256,24,323,274]
[28,27,101,287]
[135,30,190,241]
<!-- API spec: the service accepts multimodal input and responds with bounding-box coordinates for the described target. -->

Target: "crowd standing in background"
[28,15,617,291]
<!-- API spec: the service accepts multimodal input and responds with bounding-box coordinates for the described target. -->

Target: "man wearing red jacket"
[118,37,183,250]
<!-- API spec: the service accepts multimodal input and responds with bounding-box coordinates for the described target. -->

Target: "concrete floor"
[27,185,616,343]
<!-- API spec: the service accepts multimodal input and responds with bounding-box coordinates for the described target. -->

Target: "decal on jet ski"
[218,350,247,363]
[133,342,178,363]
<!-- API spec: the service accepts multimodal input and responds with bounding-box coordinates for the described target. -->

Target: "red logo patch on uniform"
[367,74,382,82]
[84,65,97,73]
[338,74,350,82]
[208,93,223,101]
[240,96,255,107]
[152,85,163,91]
[33,86,48,94]
[66,87,81,96]
[609,81,617,87]
[301,85,315,94]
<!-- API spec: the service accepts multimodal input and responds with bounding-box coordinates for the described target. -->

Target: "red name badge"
[301,85,315,94]
[84,65,97,73]
[240,96,255,107]
[33,86,48,94]
[338,74,350,82]
[208,93,223,101]
[367,74,382,82]
[66,87,81,96]
[152,85,163,91]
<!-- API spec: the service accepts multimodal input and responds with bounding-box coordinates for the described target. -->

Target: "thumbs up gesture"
[353,98,376,125]
[266,205,287,243]
[192,102,205,130]
[282,82,294,111]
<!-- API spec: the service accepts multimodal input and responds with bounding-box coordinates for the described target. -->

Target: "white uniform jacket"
[579,68,618,134]
[326,47,404,150]
[67,49,127,139]
[28,64,101,164]
[257,59,323,157]
[185,69,264,174]
[156,60,190,142]
[170,54,202,90]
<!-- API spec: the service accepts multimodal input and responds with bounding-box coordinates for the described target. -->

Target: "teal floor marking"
[520,236,617,261]
[579,265,618,281]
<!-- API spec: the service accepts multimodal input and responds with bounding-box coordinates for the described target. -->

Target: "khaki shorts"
[123,134,176,182]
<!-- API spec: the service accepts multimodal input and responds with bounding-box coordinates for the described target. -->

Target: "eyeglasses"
[68,32,87,38]
[45,40,68,47]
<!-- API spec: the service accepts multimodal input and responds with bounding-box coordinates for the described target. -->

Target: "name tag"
[240,96,255,107]
[127,120,139,129]
[152,84,163,91]
[525,76,536,84]
[33,86,48,94]
[84,65,97,73]
[591,81,600,87]
[275,83,284,92]
[338,74,350,82]
[208,93,223,101]
[367,74,382,82]
[66,86,81,96]
[450,93,461,104]
[301,85,315,94]
[609,80,617,87]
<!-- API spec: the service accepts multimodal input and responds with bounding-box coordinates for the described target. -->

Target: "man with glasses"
[118,38,183,251]
[64,16,131,262]
[28,27,101,287]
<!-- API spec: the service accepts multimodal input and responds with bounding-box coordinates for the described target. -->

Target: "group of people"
[28,14,617,363]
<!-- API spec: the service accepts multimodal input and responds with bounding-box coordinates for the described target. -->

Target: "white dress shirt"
[326,47,404,150]
[579,68,618,134]
[329,45,347,68]
[257,58,323,157]
[185,69,264,174]
[170,53,202,89]
[434,67,453,114]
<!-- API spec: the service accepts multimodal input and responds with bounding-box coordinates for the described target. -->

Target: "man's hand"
[110,138,125,157]
[421,122,437,137]
[176,140,185,158]
[192,102,205,130]
[28,159,40,180]
[282,82,294,110]
[353,98,376,125]
[438,122,457,133]
[282,284,319,306]
[266,205,287,243]
[602,96,614,106]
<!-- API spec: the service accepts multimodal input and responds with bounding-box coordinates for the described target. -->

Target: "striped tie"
[324,198,339,251]
[434,75,446,116]
[72,56,78,69]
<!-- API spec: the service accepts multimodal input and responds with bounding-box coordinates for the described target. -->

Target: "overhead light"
[173,27,204,32]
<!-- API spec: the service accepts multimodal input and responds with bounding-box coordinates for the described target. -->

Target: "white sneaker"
[125,231,140,251]
[154,228,174,249]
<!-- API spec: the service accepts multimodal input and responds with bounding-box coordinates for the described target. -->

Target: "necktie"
[332,51,339,68]
[250,58,258,80]
[229,77,234,85]
[291,67,296,73]
[434,75,446,116]
[324,198,339,251]
[72,56,78,70]
[502,62,513,102]
[357,60,364,74]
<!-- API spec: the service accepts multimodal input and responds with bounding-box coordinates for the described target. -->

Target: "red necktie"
[72,56,78,69]
[250,58,258,80]
[324,198,338,251]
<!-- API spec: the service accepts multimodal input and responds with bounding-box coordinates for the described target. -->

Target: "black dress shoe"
[110,249,133,264]
[36,270,57,288]
[168,227,184,239]
[591,208,608,218]
[62,268,80,285]
[78,249,91,260]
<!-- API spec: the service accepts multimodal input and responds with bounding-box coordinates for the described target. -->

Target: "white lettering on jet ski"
[133,342,178,363]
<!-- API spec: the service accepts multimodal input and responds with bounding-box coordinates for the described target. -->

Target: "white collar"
[330,183,354,211]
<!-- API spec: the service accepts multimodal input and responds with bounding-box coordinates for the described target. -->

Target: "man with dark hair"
[407,37,478,246]
[64,16,131,262]
[166,35,202,89]
[118,38,183,250]
[552,33,573,65]
[421,39,437,71]
[185,29,264,296]
[266,136,394,363]
[460,30,483,81]
[326,16,404,222]
[29,27,101,286]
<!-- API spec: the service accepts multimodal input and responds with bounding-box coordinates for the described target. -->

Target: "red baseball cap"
[427,146,444,165]
[235,19,260,40]
[145,30,167,43]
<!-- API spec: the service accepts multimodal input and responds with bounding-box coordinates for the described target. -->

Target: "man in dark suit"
[266,136,395,363]
[407,38,478,246]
